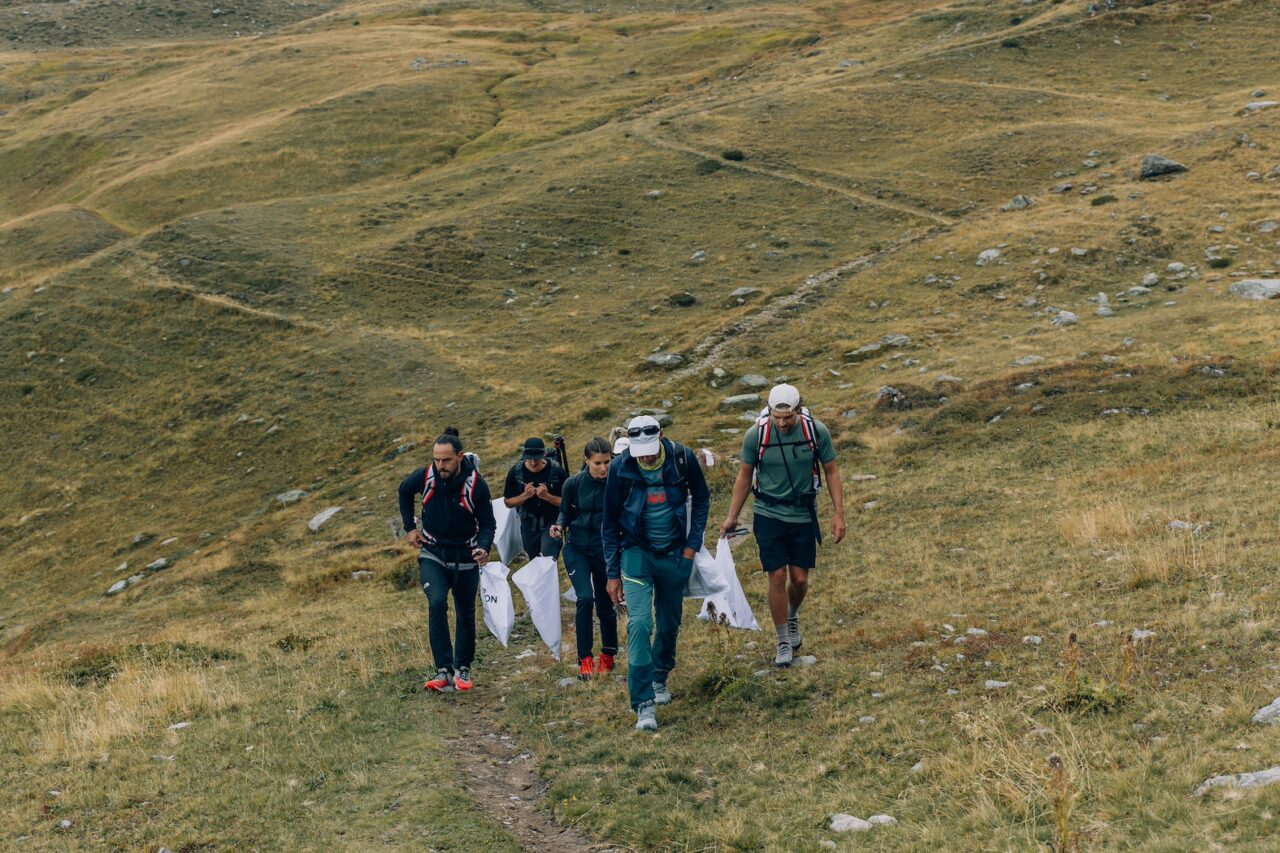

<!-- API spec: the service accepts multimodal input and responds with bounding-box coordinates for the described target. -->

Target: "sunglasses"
[627,425,660,438]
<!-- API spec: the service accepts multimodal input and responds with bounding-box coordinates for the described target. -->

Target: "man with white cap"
[720,384,845,667]
[602,415,710,731]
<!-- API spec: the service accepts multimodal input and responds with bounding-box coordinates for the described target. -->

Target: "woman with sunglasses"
[549,437,618,680]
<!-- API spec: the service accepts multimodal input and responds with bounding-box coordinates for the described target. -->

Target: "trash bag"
[684,545,730,598]
[492,498,524,565]
[480,561,516,647]
[697,538,761,631]
[562,584,577,603]
[512,556,562,660]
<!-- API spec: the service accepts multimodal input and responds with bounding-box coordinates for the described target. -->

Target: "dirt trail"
[436,696,620,853]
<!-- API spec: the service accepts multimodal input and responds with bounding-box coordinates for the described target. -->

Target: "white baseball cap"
[767,383,801,410]
[612,435,630,456]
[626,415,662,456]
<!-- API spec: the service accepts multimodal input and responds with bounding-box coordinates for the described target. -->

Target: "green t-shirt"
[741,417,836,523]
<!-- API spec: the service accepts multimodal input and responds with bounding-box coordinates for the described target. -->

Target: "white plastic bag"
[698,538,761,631]
[492,498,524,565]
[479,561,515,647]
[684,545,730,599]
[562,585,578,603]
[512,556,562,660]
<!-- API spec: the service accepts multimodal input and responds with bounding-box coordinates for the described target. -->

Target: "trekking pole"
[552,434,568,472]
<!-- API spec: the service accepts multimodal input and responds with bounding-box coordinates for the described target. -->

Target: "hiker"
[503,437,567,561]
[398,427,496,693]
[549,437,618,680]
[602,415,711,731]
[719,384,845,668]
[609,425,630,457]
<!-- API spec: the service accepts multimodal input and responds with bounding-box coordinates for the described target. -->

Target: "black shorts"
[753,514,817,573]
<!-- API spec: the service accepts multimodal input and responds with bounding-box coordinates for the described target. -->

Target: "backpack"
[750,407,821,500]
[620,440,691,505]
[421,459,479,545]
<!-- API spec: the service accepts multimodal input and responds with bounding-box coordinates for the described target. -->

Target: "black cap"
[519,437,546,460]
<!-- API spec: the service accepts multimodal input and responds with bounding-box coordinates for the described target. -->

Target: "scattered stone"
[667,291,698,307]
[57,820,72,830]
[645,352,685,369]
[1012,355,1043,366]
[729,287,762,302]
[869,815,898,826]
[106,579,130,595]
[276,489,308,505]
[795,655,818,667]
[830,814,874,833]
[558,677,577,687]
[645,189,662,199]
[1070,247,1088,257]
[351,570,374,580]
[911,761,924,773]
[882,333,912,348]
[1242,101,1280,114]
[168,721,192,730]
[976,248,1002,266]
[1140,154,1187,179]
[1167,262,1186,273]
[1051,311,1078,326]
[1003,194,1036,211]
[859,715,876,724]
[1251,697,1280,725]
[966,627,988,636]
[1228,279,1280,300]
[160,537,178,546]
[1130,629,1155,641]
[720,393,762,410]
[1091,620,1114,628]
[309,507,343,531]
[146,558,168,572]
[689,249,708,263]
[845,342,883,362]
[516,648,536,659]
[1023,636,1043,645]
[1258,221,1278,234]
[1195,766,1280,796]
[934,373,963,385]
[738,374,768,389]
[985,680,1011,690]
[1142,272,1160,286]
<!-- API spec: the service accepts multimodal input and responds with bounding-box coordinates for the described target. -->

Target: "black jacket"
[556,469,607,556]
[398,457,496,559]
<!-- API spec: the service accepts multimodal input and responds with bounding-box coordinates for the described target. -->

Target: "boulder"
[830,814,873,833]
[276,489,308,505]
[309,507,343,532]
[1002,194,1036,211]
[976,248,1002,266]
[1140,154,1187,180]
[738,374,769,389]
[645,352,685,369]
[1195,766,1280,796]
[1228,279,1280,300]
[720,393,762,410]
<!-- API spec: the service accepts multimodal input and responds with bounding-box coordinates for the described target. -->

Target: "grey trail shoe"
[775,640,794,668]
[635,699,658,732]
[787,617,803,651]
[652,681,672,705]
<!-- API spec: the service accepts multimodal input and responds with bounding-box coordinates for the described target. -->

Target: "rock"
[966,627,988,636]
[106,579,129,595]
[1012,355,1043,366]
[309,507,343,531]
[515,648,536,659]
[1126,286,1153,296]
[145,558,168,572]
[985,680,1011,689]
[976,248,1002,266]
[881,333,912,347]
[351,570,374,580]
[1140,154,1187,179]
[160,537,178,546]
[830,814,873,832]
[558,677,577,687]
[1229,279,1280,300]
[911,761,924,773]
[1070,247,1088,257]
[1051,311,1078,326]
[57,820,72,829]
[168,721,192,730]
[859,715,876,724]
[1258,220,1278,234]
[1003,194,1036,211]
[795,655,818,666]
[1091,620,1114,628]
[1195,766,1280,796]
[845,342,883,362]
[1142,272,1160,286]
[667,291,698,307]
[729,287,762,302]
[738,374,769,389]
[1252,697,1280,725]
[934,373,963,385]
[1130,629,1155,641]
[1023,635,1043,645]
[645,189,662,199]
[1167,262,1186,273]
[689,249,707,263]
[720,393,762,411]
[645,352,685,369]
[276,489,308,505]
[868,815,898,826]
[1242,101,1280,113]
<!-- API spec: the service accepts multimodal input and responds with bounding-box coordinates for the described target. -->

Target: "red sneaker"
[578,656,596,680]
[424,668,452,692]
[596,653,615,675]
[454,667,474,691]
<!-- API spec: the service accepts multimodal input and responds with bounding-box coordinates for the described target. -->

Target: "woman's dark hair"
[434,426,463,453]
[583,436,611,457]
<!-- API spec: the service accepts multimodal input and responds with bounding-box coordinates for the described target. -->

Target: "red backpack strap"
[421,466,437,507]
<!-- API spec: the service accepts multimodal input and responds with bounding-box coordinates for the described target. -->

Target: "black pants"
[520,514,562,560]
[563,543,618,661]
[418,555,479,671]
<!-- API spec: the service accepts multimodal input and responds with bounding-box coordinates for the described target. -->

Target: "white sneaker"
[775,641,793,668]
[652,681,671,705]
[635,699,658,732]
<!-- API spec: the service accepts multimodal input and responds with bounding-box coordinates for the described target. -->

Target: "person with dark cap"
[602,415,710,732]
[503,437,567,561]
[397,427,496,693]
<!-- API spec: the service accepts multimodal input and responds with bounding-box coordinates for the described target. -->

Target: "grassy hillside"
[3,0,1280,848]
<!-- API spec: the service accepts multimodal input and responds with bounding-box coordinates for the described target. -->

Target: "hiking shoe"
[596,653,615,675]
[454,667,473,692]
[652,681,671,705]
[424,668,452,692]
[578,657,596,680]
[775,641,793,668]
[635,699,658,732]
[787,617,803,651]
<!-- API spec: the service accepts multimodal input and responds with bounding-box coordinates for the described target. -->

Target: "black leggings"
[563,543,618,661]
[418,556,479,671]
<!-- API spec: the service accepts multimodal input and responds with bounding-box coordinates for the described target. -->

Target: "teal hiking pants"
[621,547,693,710]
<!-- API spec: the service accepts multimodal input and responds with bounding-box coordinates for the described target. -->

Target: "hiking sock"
[775,624,789,643]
